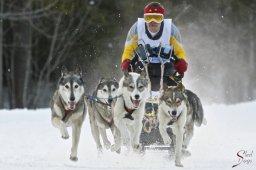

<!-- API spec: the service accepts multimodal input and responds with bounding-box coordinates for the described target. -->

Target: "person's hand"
[174,59,188,74]
[121,59,131,72]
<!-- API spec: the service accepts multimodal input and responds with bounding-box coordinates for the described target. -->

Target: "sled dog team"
[50,66,206,167]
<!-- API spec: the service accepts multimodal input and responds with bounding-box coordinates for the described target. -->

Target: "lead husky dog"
[112,71,150,152]
[87,78,121,153]
[51,66,86,161]
[158,83,205,167]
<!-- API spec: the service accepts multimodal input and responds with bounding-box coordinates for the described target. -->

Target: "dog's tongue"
[132,100,140,108]
[69,101,76,110]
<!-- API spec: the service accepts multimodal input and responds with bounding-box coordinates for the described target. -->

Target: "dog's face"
[96,78,119,105]
[58,66,85,110]
[159,84,186,121]
[122,71,149,109]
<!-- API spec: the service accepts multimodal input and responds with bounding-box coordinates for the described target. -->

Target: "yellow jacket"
[121,21,187,62]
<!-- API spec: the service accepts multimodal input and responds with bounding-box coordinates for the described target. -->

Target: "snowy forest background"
[0,0,255,109]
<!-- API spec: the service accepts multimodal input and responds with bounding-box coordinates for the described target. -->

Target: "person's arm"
[121,22,139,62]
[170,23,188,74]
[170,36,186,60]
[171,23,182,43]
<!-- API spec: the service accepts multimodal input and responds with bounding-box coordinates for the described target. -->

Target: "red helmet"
[144,2,165,15]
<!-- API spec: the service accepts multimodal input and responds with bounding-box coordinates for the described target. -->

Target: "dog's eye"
[176,100,181,105]
[65,85,69,89]
[129,85,134,89]
[166,100,172,104]
[112,88,116,92]
[74,85,79,89]
[103,89,107,92]
[138,85,144,89]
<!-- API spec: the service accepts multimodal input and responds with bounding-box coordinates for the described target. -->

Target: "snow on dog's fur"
[112,71,150,152]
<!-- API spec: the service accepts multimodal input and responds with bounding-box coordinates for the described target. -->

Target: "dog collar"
[123,103,136,120]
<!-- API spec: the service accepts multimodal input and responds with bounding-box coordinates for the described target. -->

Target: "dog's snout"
[108,98,113,104]
[172,110,177,116]
[70,96,75,101]
[135,94,140,100]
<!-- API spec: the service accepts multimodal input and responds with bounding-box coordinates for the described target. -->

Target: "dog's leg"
[70,122,82,161]
[52,117,69,139]
[89,119,102,152]
[110,125,121,153]
[159,124,172,145]
[131,122,143,152]
[158,109,172,145]
[173,127,184,167]
[183,124,194,149]
[99,128,111,150]
[113,119,129,152]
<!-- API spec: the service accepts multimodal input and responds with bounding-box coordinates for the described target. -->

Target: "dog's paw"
[111,144,121,153]
[182,147,191,157]
[163,137,172,145]
[175,161,183,167]
[104,141,111,150]
[132,144,144,154]
[61,134,69,139]
[97,145,103,153]
[70,156,78,162]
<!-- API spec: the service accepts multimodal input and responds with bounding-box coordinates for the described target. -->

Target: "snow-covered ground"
[0,102,255,170]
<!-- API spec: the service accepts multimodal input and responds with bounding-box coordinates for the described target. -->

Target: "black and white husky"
[86,78,121,153]
[112,71,150,152]
[50,66,86,161]
[158,83,206,167]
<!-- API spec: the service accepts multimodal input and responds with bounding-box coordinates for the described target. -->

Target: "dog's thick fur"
[112,71,150,152]
[87,78,121,153]
[51,66,86,161]
[158,83,205,167]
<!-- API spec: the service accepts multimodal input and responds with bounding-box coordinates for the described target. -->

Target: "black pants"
[129,57,177,91]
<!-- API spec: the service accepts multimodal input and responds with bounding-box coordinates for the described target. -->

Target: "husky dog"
[112,71,150,152]
[87,78,121,153]
[51,66,86,161]
[158,83,205,167]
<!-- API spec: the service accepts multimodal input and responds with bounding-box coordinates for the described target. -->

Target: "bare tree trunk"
[12,1,32,108]
[22,0,33,108]
[0,0,4,108]
[248,14,256,99]
[22,25,32,108]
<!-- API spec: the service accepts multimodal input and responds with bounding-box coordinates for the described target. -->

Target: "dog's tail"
[186,89,206,127]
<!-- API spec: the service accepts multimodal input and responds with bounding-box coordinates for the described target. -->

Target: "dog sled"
[127,41,185,151]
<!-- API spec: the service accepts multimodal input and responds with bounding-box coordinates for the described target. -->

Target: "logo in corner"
[232,150,253,168]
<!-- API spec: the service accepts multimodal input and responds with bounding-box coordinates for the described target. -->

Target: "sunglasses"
[144,14,164,23]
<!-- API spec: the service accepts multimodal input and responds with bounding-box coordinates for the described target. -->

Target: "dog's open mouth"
[170,116,177,122]
[68,101,76,110]
[130,97,141,108]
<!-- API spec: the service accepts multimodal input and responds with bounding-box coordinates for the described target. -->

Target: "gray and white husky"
[112,71,150,152]
[158,83,205,167]
[50,66,86,161]
[86,78,121,153]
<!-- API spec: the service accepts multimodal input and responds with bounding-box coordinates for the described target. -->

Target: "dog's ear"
[140,69,147,78]
[176,83,185,93]
[113,77,117,82]
[75,65,82,77]
[99,77,105,84]
[61,66,68,77]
